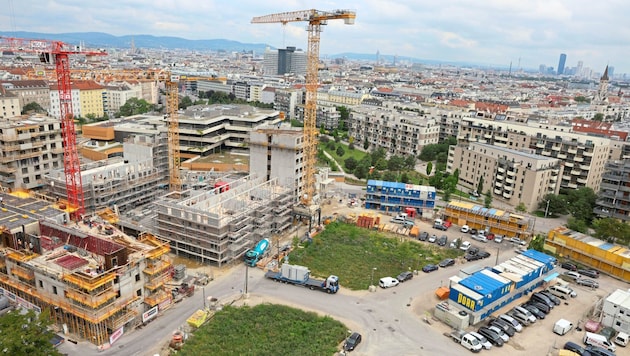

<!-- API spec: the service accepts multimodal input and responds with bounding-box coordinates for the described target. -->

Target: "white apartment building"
[0,87,20,118]
[49,86,81,119]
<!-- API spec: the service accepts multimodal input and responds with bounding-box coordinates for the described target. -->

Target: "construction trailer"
[442,201,534,239]
[154,175,293,266]
[0,191,172,346]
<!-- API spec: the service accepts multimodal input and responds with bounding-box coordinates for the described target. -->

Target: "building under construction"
[154,175,293,266]
[0,190,172,346]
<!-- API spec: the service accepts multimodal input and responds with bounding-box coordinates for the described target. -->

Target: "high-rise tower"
[557,53,567,75]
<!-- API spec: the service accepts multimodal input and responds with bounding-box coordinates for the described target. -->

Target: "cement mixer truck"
[244,238,270,267]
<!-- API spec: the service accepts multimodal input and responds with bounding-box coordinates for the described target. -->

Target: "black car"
[564,341,589,355]
[477,326,504,347]
[433,224,448,231]
[488,317,516,337]
[578,269,599,278]
[437,235,448,246]
[465,250,490,261]
[422,264,439,273]
[467,246,480,255]
[343,332,362,352]
[530,292,555,309]
[438,258,455,268]
[585,345,616,356]
[470,228,478,235]
[521,303,546,319]
[419,232,429,241]
[561,262,578,271]
[396,271,413,282]
[538,290,561,306]
[525,301,551,314]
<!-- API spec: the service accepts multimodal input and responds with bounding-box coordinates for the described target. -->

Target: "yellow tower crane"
[252,9,356,207]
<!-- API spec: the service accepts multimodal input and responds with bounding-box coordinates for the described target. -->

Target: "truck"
[391,213,414,227]
[244,238,270,267]
[264,263,339,293]
[449,330,483,353]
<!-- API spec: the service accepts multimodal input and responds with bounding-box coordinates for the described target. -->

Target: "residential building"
[75,81,105,118]
[0,190,173,346]
[594,159,630,222]
[0,115,63,189]
[49,85,81,119]
[602,289,630,334]
[295,103,342,130]
[261,86,276,104]
[0,80,50,112]
[275,88,303,120]
[448,142,562,211]
[0,86,20,118]
[103,84,142,117]
[348,103,440,156]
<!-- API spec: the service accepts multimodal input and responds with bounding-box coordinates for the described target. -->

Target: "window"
[39,280,43,288]
[53,286,57,295]
[135,273,140,282]
[136,289,142,297]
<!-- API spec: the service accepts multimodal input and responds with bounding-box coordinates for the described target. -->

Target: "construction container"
[435,286,450,300]
[409,226,419,238]
[449,283,485,312]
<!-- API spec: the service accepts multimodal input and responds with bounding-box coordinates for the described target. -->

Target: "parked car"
[530,292,555,309]
[564,341,589,355]
[509,237,527,245]
[422,264,439,273]
[494,234,504,243]
[438,258,455,268]
[428,234,437,243]
[449,238,461,249]
[486,233,495,241]
[563,271,582,280]
[467,246,479,255]
[507,311,531,327]
[561,262,578,271]
[487,325,509,342]
[343,332,362,351]
[465,251,490,261]
[477,327,504,347]
[547,285,577,299]
[472,234,488,243]
[470,228,478,235]
[576,278,599,288]
[521,303,546,319]
[460,225,470,233]
[433,224,448,231]
[460,241,471,251]
[378,277,400,288]
[497,314,523,332]
[419,232,429,241]
[437,235,448,246]
[488,317,516,336]
[538,290,562,306]
[512,306,537,324]
[585,345,616,356]
[578,269,600,278]
[396,271,413,282]
[468,331,492,350]
[525,301,551,315]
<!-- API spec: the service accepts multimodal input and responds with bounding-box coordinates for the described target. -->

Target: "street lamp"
[370,267,377,288]
[544,199,550,218]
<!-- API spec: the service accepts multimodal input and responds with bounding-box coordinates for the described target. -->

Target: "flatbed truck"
[265,263,339,294]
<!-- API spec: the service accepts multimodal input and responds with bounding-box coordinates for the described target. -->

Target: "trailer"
[265,263,339,294]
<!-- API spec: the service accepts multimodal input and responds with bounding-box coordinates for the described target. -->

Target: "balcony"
[536,142,545,148]
[497,167,505,173]
[580,165,590,170]
[143,260,171,276]
[503,191,512,199]
[583,151,594,157]
[494,182,503,188]
[11,265,34,281]
[577,177,588,184]
[494,188,502,195]
[505,177,515,184]
[570,170,581,176]
[550,175,558,181]
[506,170,516,177]
[552,146,561,151]
[557,153,567,159]
[567,182,578,189]
[567,148,578,154]
[542,151,552,155]
[65,287,117,309]
[574,156,584,162]
[564,162,574,168]
[144,289,171,307]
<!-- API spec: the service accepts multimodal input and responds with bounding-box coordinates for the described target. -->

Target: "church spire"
[601,65,609,81]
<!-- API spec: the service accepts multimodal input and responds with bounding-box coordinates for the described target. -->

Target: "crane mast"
[0,37,106,218]
[252,9,356,206]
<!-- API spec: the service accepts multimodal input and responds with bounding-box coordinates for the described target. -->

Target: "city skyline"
[2,0,629,73]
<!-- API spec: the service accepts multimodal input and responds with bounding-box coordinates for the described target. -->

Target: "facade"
[594,159,630,222]
[442,201,534,239]
[0,191,173,346]
[75,81,105,118]
[545,226,630,282]
[49,85,81,119]
[0,115,63,189]
[448,143,563,211]
[557,53,567,75]
[103,84,142,117]
[0,86,20,118]
[365,180,436,215]
[275,88,303,120]
[0,80,50,113]
[295,103,342,130]
[263,47,307,76]
[457,116,611,193]
[348,104,440,156]
[154,175,293,266]
[602,289,630,334]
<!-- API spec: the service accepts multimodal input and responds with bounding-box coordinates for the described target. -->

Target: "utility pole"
[544,200,550,218]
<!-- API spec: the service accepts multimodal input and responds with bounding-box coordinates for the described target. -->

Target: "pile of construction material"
[355,213,380,229]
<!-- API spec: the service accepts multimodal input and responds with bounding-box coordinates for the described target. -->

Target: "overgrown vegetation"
[0,309,61,356]
[179,304,347,356]
[289,222,463,290]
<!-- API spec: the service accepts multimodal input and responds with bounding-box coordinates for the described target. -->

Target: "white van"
[378,277,399,289]
[548,285,577,299]
[584,332,616,352]
[553,319,573,335]
[614,331,629,347]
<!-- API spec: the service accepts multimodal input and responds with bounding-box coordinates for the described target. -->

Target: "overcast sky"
[3,0,629,74]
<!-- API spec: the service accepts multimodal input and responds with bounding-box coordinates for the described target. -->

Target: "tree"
[529,233,546,252]
[179,96,193,109]
[370,147,387,166]
[566,217,588,233]
[22,102,45,114]
[354,165,368,179]
[477,177,484,195]
[387,155,405,171]
[483,190,492,208]
[363,138,369,150]
[516,202,527,213]
[593,218,630,244]
[426,162,433,176]
[117,97,154,117]
[344,157,358,171]
[374,158,388,171]
[404,155,416,170]
[337,106,349,131]
[539,194,567,216]
[565,187,597,223]
[382,171,397,182]
[400,172,410,183]
[0,309,62,356]
[593,113,604,121]
[336,146,345,157]
[348,142,355,150]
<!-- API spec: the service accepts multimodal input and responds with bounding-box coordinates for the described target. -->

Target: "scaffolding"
[442,201,534,238]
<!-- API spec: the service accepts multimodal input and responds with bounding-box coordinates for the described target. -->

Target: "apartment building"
[275,88,303,120]
[348,104,440,156]
[0,80,50,112]
[295,103,342,130]
[102,84,142,117]
[0,86,20,118]
[448,142,563,211]
[0,115,63,189]
[49,85,81,119]
[0,191,173,346]
[456,116,611,192]
[594,159,630,222]
[75,81,105,118]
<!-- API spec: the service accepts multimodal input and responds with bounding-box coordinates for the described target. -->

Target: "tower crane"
[252,9,356,207]
[0,37,107,218]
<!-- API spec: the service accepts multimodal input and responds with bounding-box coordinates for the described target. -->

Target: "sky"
[3,0,630,74]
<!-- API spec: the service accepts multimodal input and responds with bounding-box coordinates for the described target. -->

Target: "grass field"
[289,222,463,290]
[179,304,347,356]
[320,141,368,166]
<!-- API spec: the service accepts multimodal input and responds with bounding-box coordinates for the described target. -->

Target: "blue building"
[365,180,436,214]
[557,53,567,75]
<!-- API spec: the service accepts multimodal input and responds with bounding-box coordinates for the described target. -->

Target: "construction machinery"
[252,9,356,207]
[0,37,107,218]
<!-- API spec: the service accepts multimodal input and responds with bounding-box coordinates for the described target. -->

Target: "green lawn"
[320,141,368,166]
[290,222,463,290]
[179,304,347,356]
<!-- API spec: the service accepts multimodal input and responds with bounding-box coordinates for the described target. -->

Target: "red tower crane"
[0,37,107,218]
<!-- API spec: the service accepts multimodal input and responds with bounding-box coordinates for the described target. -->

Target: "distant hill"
[0,31,270,52]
